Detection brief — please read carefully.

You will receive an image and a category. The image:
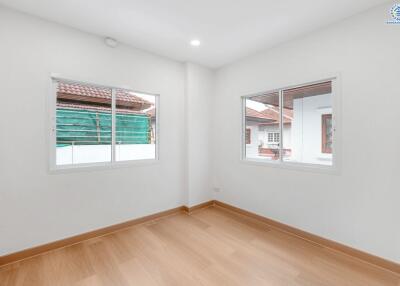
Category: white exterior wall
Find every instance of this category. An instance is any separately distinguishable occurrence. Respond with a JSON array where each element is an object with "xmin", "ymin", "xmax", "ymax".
[
  {"xmin": 290, "ymin": 93, "xmax": 332, "ymax": 165},
  {"xmin": 56, "ymin": 144, "xmax": 156, "ymax": 165},
  {"xmin": 283, "ymin": 126, "xmax": 291, "ymax": 150},
  {"xmin": 245, "ymin": 123, "xmax": 259, "ymax": 158}
]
